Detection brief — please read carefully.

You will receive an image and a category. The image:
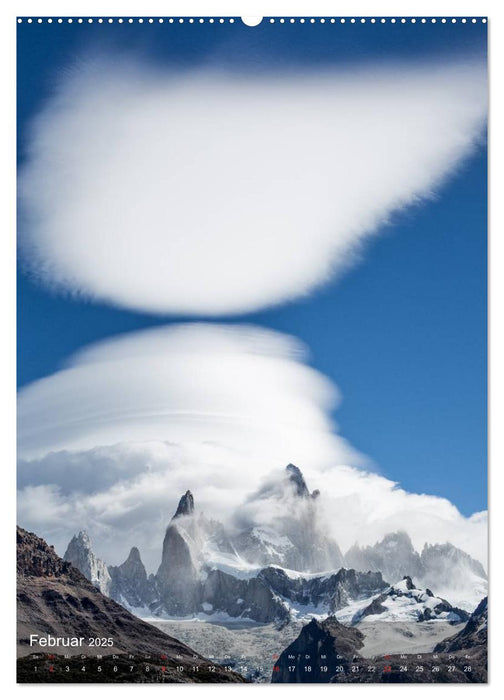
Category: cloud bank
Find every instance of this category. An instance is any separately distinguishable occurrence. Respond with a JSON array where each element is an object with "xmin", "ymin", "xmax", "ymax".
[
  {"xmin": 17, "ymin": 324, "xmax": 486, "ymax": 572},
  {"xmin": 18, "ymin": 57, "xmax": 487, "ymax": 315}
]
